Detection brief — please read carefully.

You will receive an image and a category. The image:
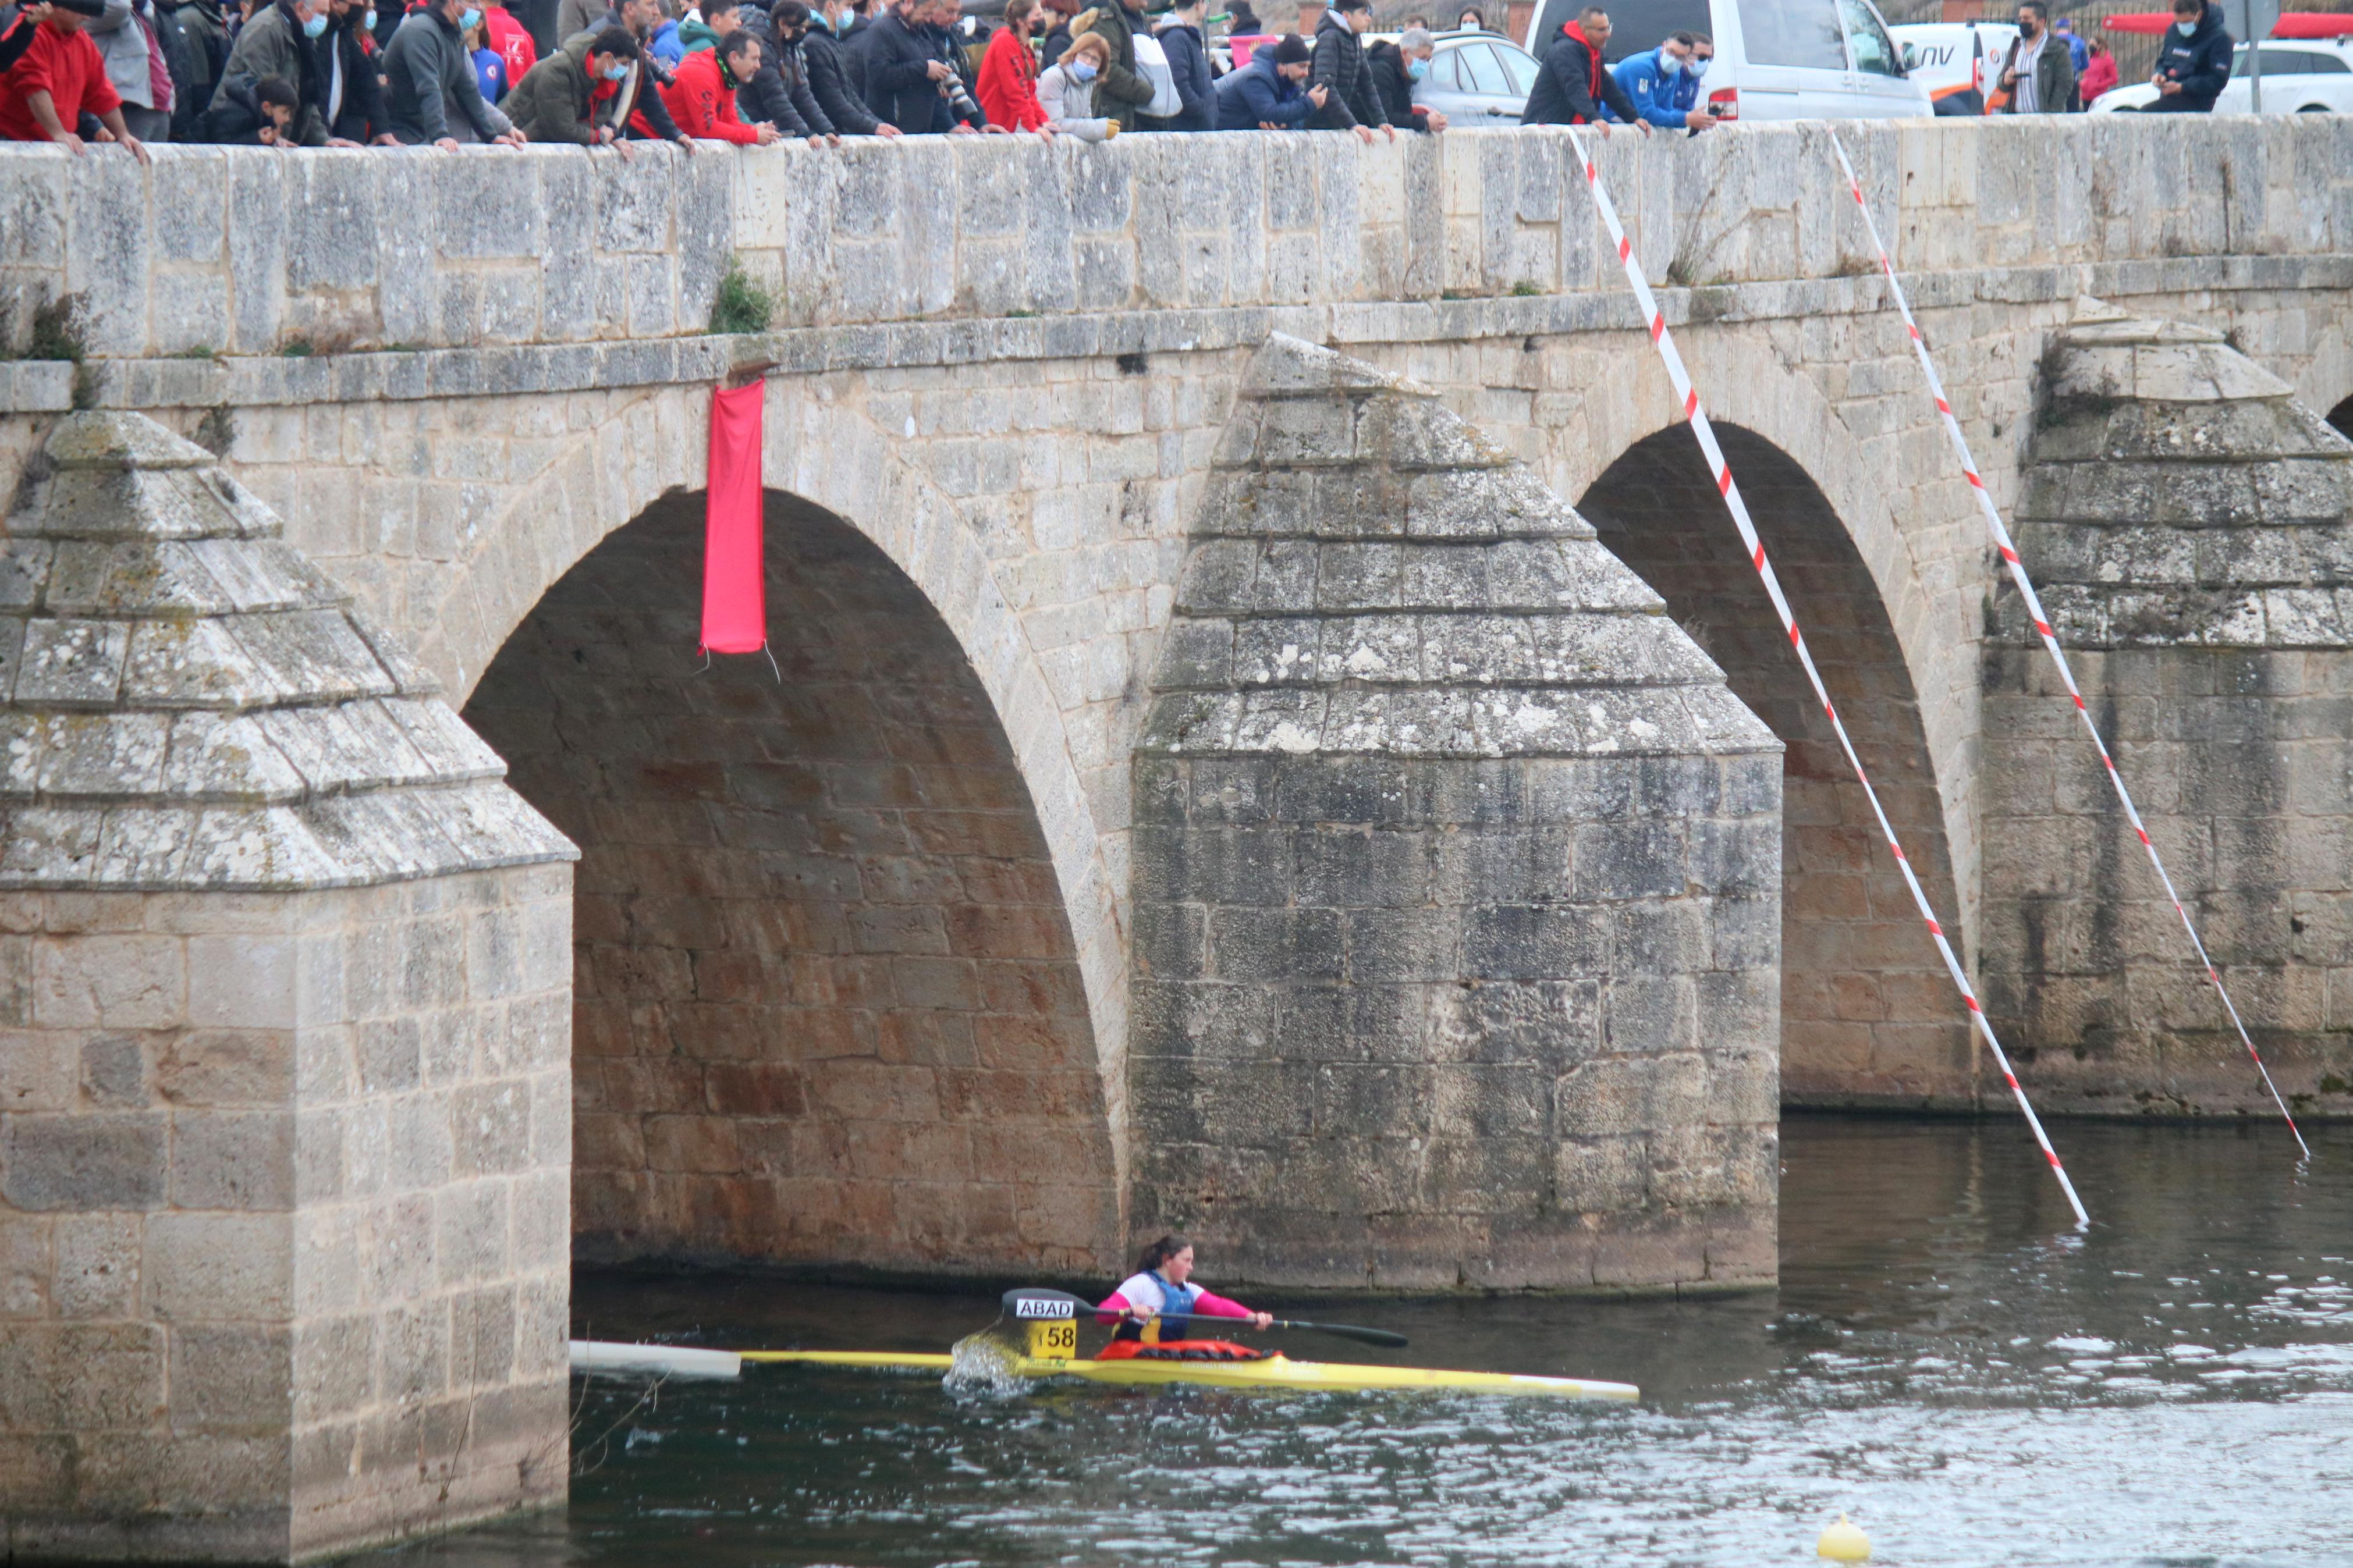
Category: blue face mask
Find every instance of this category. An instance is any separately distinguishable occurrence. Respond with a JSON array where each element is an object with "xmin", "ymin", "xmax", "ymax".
[
  {"xmin": 1070, "ymin": 57, "xmax": 1096, "ymax": 79},
  {"xmin": 302, "ymin": 10, "xmax": 328, "ymax": 33},
  {"xmin": 2173, "ymin": 17, "xmax": 2194, "ymax": 33},
  {"xmin": 460, "ymin": 5, "xmax": 482, "ymax": 27},
  {"xmin": 1406, "ymin": 55, "xmax": 1428, "ymax": 79},
  {"xmin": 602, "ymin": 59, "xmax": 628, "ymax": 77},
  {"xmin": 363, "ymin": 5, "xmax": 376, "ymax": 25},
  {"xmin": 1687, "ymin": 53, "xmax": 1706, "ymax": 77}
]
